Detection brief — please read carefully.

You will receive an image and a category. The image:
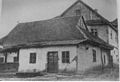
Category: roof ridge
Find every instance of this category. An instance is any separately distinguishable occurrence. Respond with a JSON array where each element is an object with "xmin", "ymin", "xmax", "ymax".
[{"xmin": 17, "ymin": 15, "xmax": 81, "ymax": 25}]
